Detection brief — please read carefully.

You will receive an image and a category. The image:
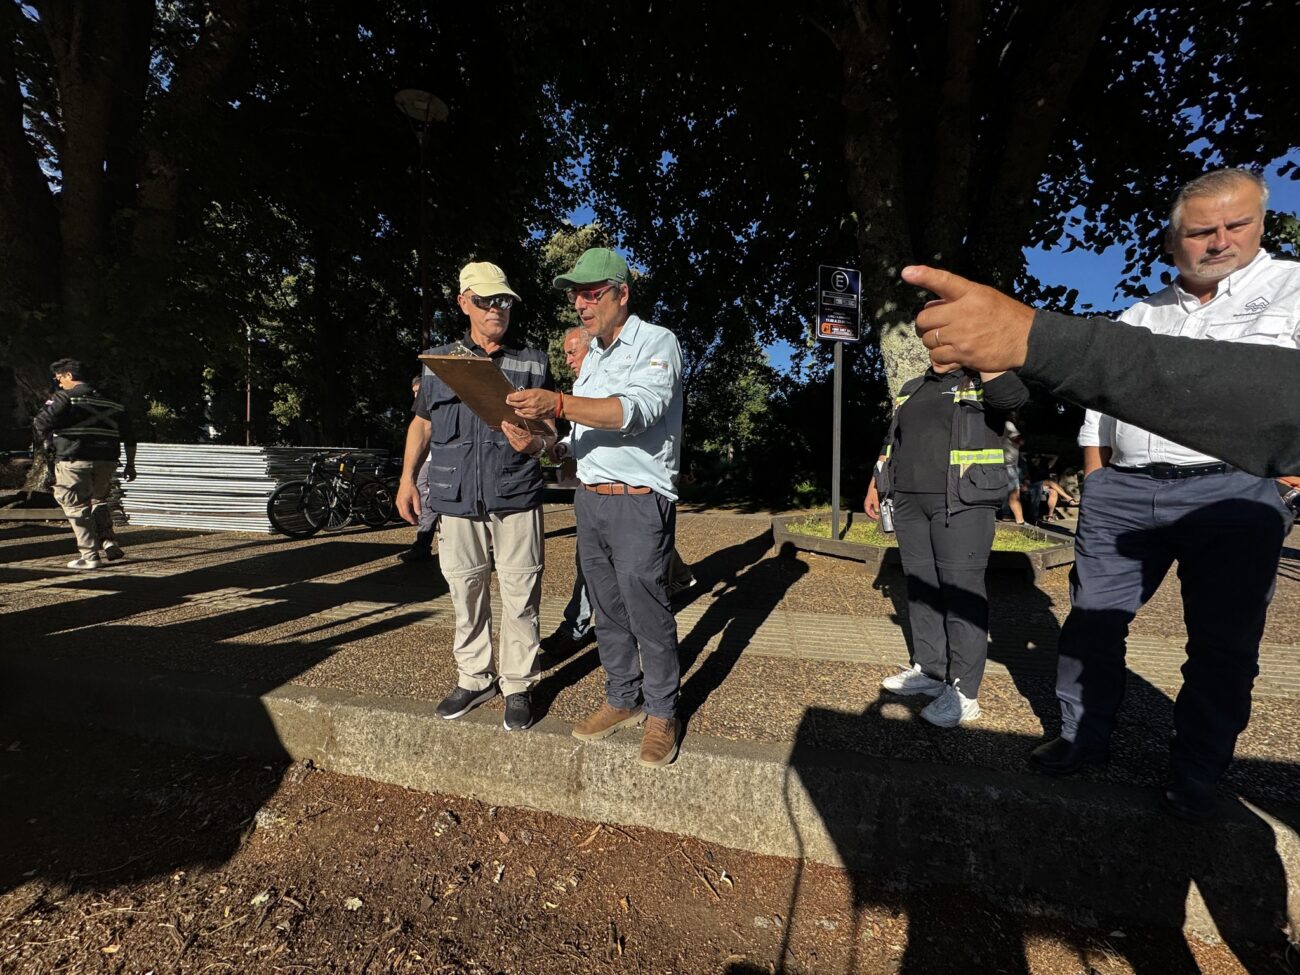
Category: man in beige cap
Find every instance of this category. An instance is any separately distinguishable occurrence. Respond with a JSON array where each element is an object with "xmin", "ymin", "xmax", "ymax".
[{"xmin": 396, "ymin": 261, "xmax": 556, "ymax": 732}]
